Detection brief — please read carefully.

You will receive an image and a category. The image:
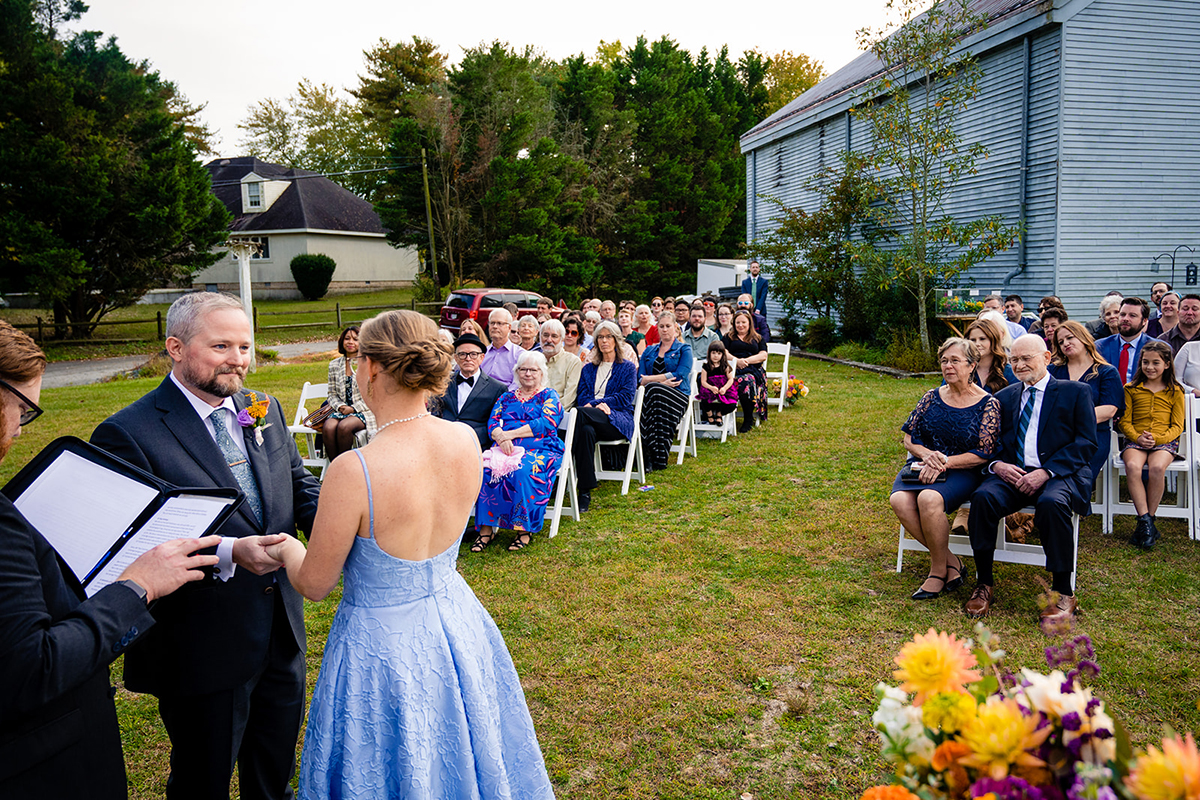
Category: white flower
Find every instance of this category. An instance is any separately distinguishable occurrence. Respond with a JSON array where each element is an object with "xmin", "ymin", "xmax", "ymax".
[{"xmin": 872, "ymin": 683, "xmax": 934, "ymax": 766}]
